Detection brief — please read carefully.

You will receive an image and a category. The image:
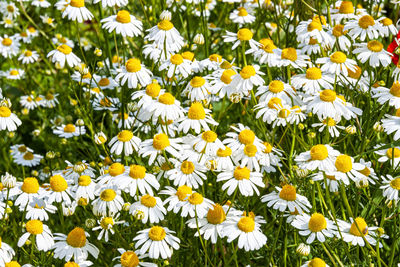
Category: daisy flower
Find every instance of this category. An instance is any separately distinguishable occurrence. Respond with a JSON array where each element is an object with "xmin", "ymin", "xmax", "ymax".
[
  {"xmin": 25, "ymin": 197, "xmax": 57, "ymax": 221},
  {"xmin": 217, "ymin": 166, "xmax": 265, "ymax": 196},
  {"xmin": 295, "ymin": 144, "xmax": 340, "ymax": 172},
  {"xmin": 115, "ymin": 58, "xmax": 152, "ymax": 89},
  {"xmin": 96, "ymin": 162, "xmax": 126, "ymax": 188},
  {"xmin": 344, "ymin": 14, "xmax": 381, "ymax": 41},
  {"xmin": 0, "ymin": 35, "xmax": 19, "ymax": 58},
  {"xmin": 179, "ymin": 192, "xmax": 214, "ymax": 218},
  {"xmin": 0, "ymin": 105, "xmax": 22, "ymax": 131},
  {"xmin": 45, "ymin": 173, "xmax": 74, "ymax": 205},
  {"xmin": 18, "ymin": 220, "xmax": 54, "ymax": 251},
  {"xmin": 133, "ymin": 226, "xmax": 180, "ymax": 259},
  {"xmin": 374, "ymin": 145, "xmax": 400, "ymax": 166},
  {"xmin": 223, "ymin": 124, "xmax": 264, "ymax": 153},
  {"xmin": 353, "ymin": 40, "xmax": 392, "ymax": 67},
  {"xmin": 159, "ymin": 54, "xmax": 192, "ymax": 78},
  {"xmin": 377, "ymin": 17, "xmax": 397, "ymax": 37},
  {"xmin": 296, "ymin": 20, "xmax": 333, "ymax": 46},
  {"xmin": 114, "ymin": 164, "xmax": 160, "ymax": 196},
  {"xmin": 90, "ymin": 75, "xmax": 118, "ymax": 90},
  {"xmin": 93, "ymin": 0, "xmax": 128, "ymax": 8},
  {"xmin": 92, "ymin": 214, "xmax": 124, "ymax": 242},
  {"xmin": 247, "ymin": 38, "xmax": 278, "ymax": 66},
  {"xmin": 101, "ymin": 10, "xmax": 142, "ymax": 37},
  {"xmin": 261, "ymin": 184, "xmax": 311, "ymax": 213},
  {"xmin": 331, "ymin": 0, "xmax": 357, "ymax": 21},
  {"xmin": 223, "ymin": 28, "xmax": 258, "ymax": 50},
  {"xmin": 53, "ymin": 227, "xmax": 99, "ymax": 262},
  {"xmin": 372, "ymin": 81, "xmax": 400, "ymax": 109},
  {"xmin": 229, "ymin": 64, "xmax": 265, "ymax": 96},
  {"xmin": 166, "ymin": 158, "xmax": 208, "ymax": 189},
  {"xmin": 108, "ymin": 130, "xmax": 141, "ymax": 156},
  {"xmin": 311, "ymin": 172, "xmax": 342, "ymax": 193},
  {"xmin": 145, "ymin": 19, "xmax": 184, "ymax": 54},
  {"xmin": 192, "ymin": 130, "xmax": 225, "ymax": 156},
  {"xmin": 150, "ymin": 93, "xmax": 185, "ymax": 121},
  {"xmin": 329, "ymin": 154, "xmax": 366, "ymax": 183},
  {"xmin": 53, "ymin": 124, "xmax": 86, "ymax": 138},
  {"xmin": 254, "ymin": 97, "xmax": 284, "ymax": 124},
  {"xmin": 71, "ymin": 174, "xmax": 97, "ymax": 201},
  {"xmin": 113, "ymin": 248, "xmax": 157, "ymax": 267},
  {"xmin": 316, "ymin": 51, "xmax": 357, "ymax": 76},
  {"xmin": 47, "ymin": 45, "xmax": 81, "ymax": 68},
  {"xmin": 32, "ymin": 0, "xmax": 51, "ymax": 7},
  {"xmin": 256, "ymin": 79, "xmax": 295, "ymax": 104},
  {"xmin": 183, "ymin": 76, "xmax": 212, "ymax": 102},
  {"xmin": 292, "ymin": 213, "xmax": 336, "ymax": 243},
  {"xmin": 232, "ymin": 142, "xmax": 265, "ymax": 172},
  {"xmin": 13, "ymin": 151, "xmax": 43, "ymax": 167},
  {"xmin": 92, "ymin": 186, "xmax": 124, "ymax": 216},
  {"xmin": 0, "ymin": 238, "xmax": 15, "ymax": 266},
  {"xmin": 178, "ymin": 102, "xmax": 218, "ymax": 134},
  {"xmin": 229, "ymin": 6, "xmax": 255, "ymax": 25},
  {"xmin": 338, "ymin": 217, "xmax": 388, "ymax": 247},
  {"xmin": 259, "ymin": 142, "xmax": 282, "ymax": 173},
  {"xmin": 273, "ymin": 47, "xmax": 310, "ymax": 69},
  {"xmin": 11, "ymin": 177, "xmax": 42, "ymax": 208},
  {"xmin": 311, "ymin": 117, "xmax": 344, "ymax": 137},
  {"xmin": 2, "ymin": 68, "xmax": 25, "ymax": 80},
  {"xmin": 139, "ymin": 133, "xmax": 183, "ymax": 165},
  {"xmin": 380, "ymin": 175, "xmax": 400, "ymax": 202},
  {"xmin": 330, "ymin": 24, "xmax": 351, "ymax": 52},
  {"xmin": 18, "ymin": 50, "xmax": 39, "ymax": 64},
  {"xmin": 129, "ymin": 194, "xmax": 167, "ymax": 223},
  {"xmin": 382, "ymin": 109, "xmax": 400, "ymax": 140},
  {"xmin": 62, "ymin": 0, "xmax": 94, "ymax": 23},
  {"xmin": 223, "ymin": 213, "xmax": 267, "ymax": 251},
  {"xmin": 301, "ymin": 258, "xmax": 330, "ymax": 267},
  {"xmin": 291, "ymin": 67, "xmax": 334, "ymax": 95},
  {"xmin": 160, "ymin": 185, "xmax": 192, "ymax": 214},
  {"xmin": 209, "ymin": 68, "xmax": 237, "ymax": 98}
]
